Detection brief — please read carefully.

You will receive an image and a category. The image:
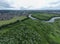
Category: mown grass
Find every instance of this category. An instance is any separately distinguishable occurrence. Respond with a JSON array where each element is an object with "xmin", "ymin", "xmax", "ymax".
[
  {"xmin": 0, "ymin": 13, "xmax": 60, "ymax": 44},
  {"xmin": 0, "ymin": 16, "xmax": 27, "ymax": 26}
]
